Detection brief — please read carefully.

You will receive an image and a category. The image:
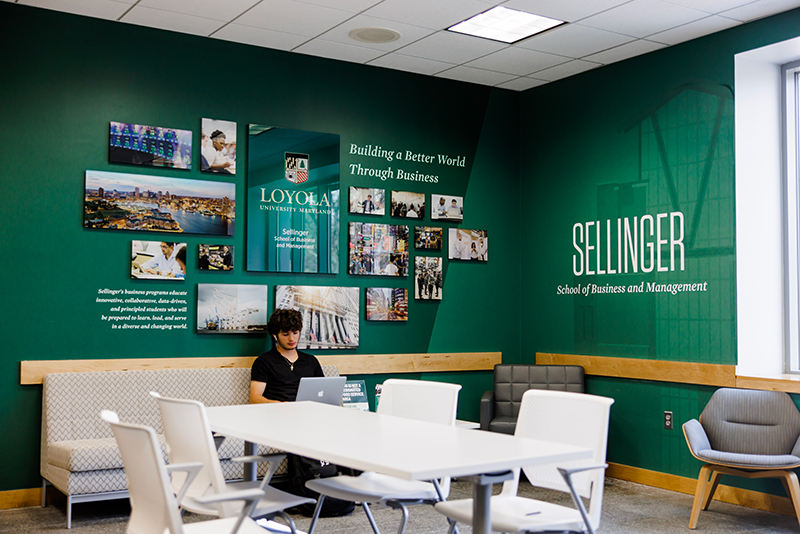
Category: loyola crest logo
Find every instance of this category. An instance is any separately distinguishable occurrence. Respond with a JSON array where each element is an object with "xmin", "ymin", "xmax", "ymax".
[{"xmin": 285, "ymin": 152, "xmax": 309, "ymax": 184}]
